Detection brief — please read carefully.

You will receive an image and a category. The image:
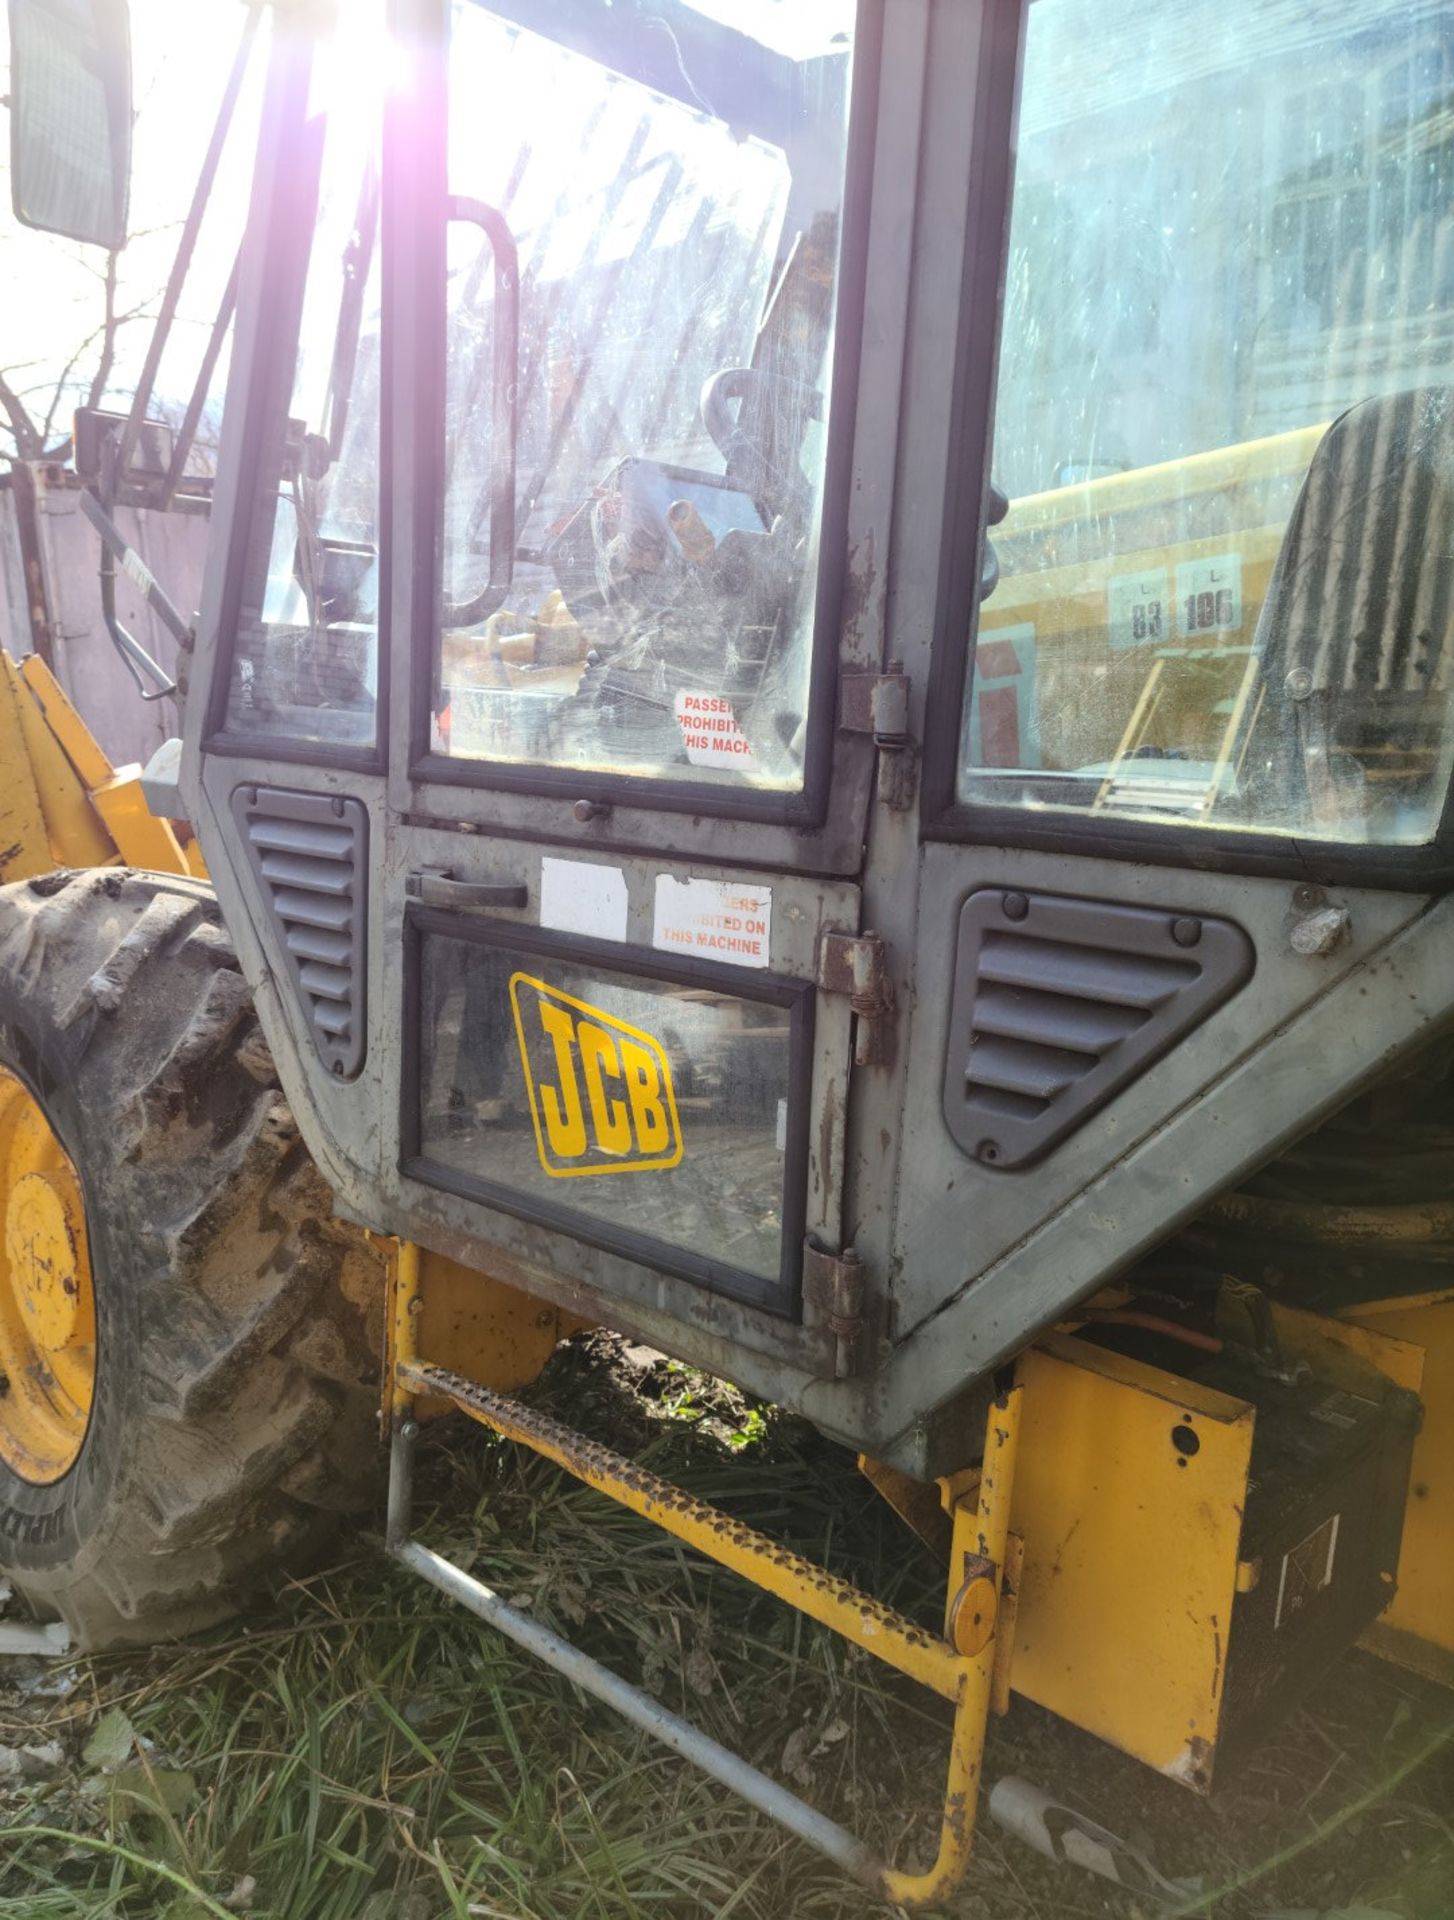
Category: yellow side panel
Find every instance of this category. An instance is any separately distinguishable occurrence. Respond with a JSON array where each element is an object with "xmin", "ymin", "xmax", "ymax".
[
  {"xmin": 11, "ymin": 667, "xmax": 116, "ymax": 871},
  {"xmin": 90, "ymin": 772, "xmax": 190, "ymax": 877},
  {"xmin": 1009, "ymin": 1335, "xmax": 1254, "ymax": 1787},
  {"xmin": 1340, "ymin": 1291, "xmax": 1454, "ymax": 1680},
  {"xmin": 0, "ymin": 657, "xmax": 57, "ymax": 882},
  {"xmin": 1272, "ymin": 1300, "xmax": 1425, "ymax": 1397},
  {"xmin": 16, "ymin": 654, "xmax": 113, "ymax": 790},
  {"xmin": 408, "ymin": 1251, "xmax": 578, "ymax": 1420}
]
